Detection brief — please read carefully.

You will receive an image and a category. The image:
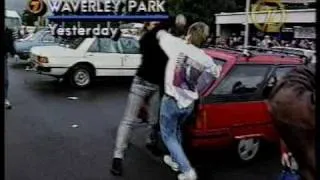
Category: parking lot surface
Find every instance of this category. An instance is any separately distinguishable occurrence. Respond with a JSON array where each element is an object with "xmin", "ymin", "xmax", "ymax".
[{"xmin": 5, "ymin": 59, "xmax": 282, "ymax": 180}]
